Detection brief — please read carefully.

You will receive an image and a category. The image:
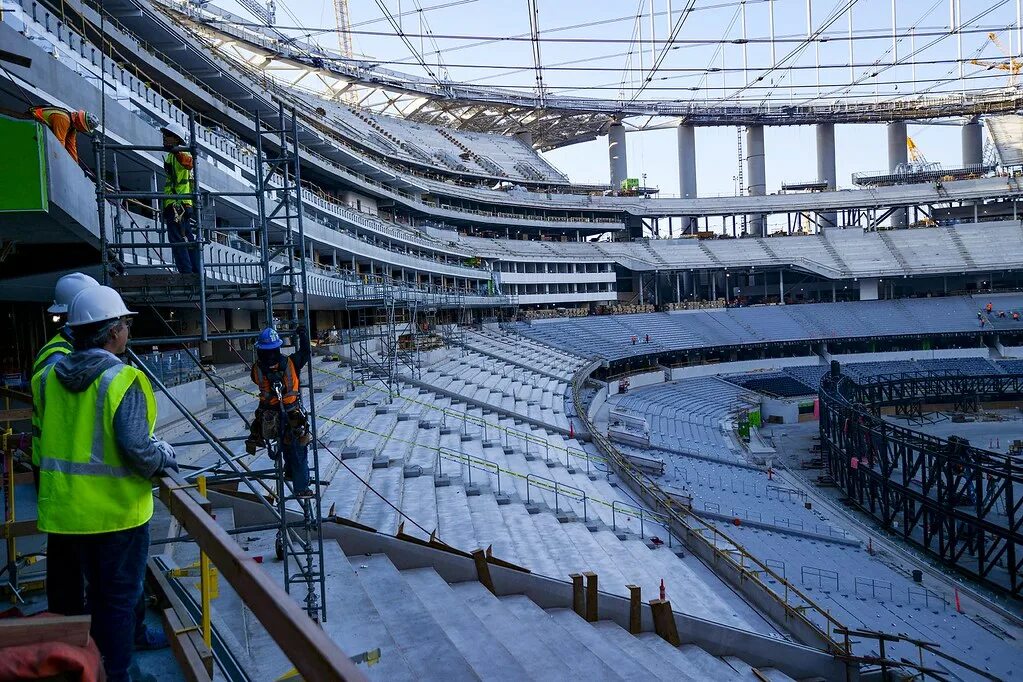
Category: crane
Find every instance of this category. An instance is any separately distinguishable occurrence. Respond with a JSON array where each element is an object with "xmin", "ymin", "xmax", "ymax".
[
  {"xmin": 897, "ymin": 137, "xmax": 941, "ymax": 174},
  {"xmin": 332, "ymin": 0, "xmax": 359, "ymax": 104},
  {"xmin": 969, "ymin": 32, "xmax": 1022, "ymax": 87}
]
